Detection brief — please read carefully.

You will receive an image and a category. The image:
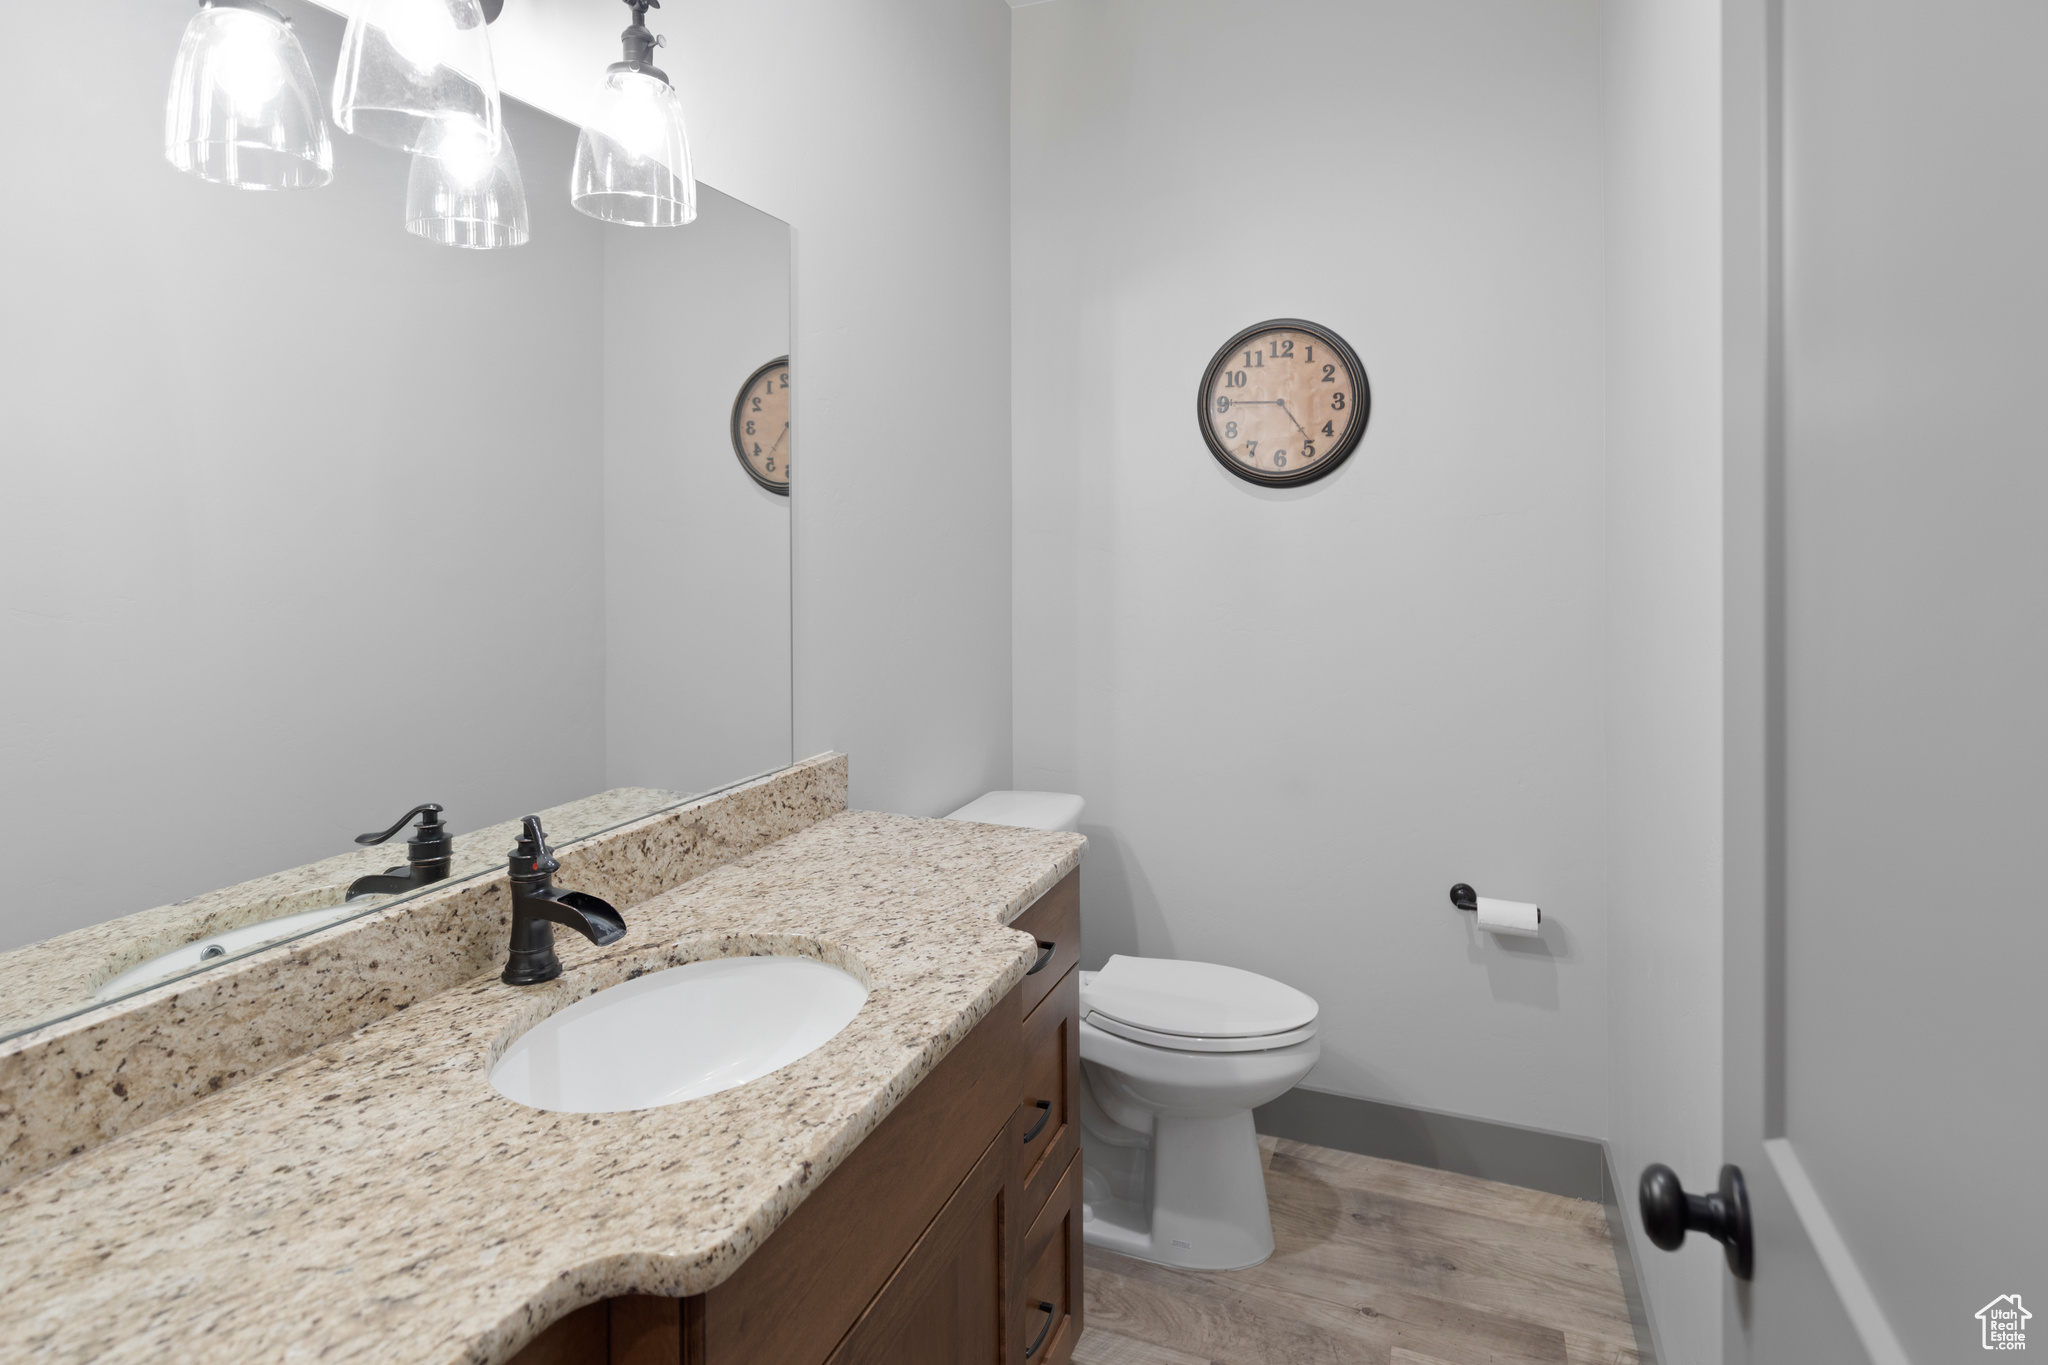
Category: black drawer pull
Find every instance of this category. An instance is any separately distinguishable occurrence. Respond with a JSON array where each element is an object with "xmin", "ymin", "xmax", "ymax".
[
  {"xmin": 1024, "ymin": 1300, "xmax": 1057, "ymax": 1358},
  {"xmin": 1026, "ymin": 940, "xmax": 1056, "ymax": 975},
  {"xmin": 1021, "ymin": 1099, "xmax": 1053, "ymax": 1144}
]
